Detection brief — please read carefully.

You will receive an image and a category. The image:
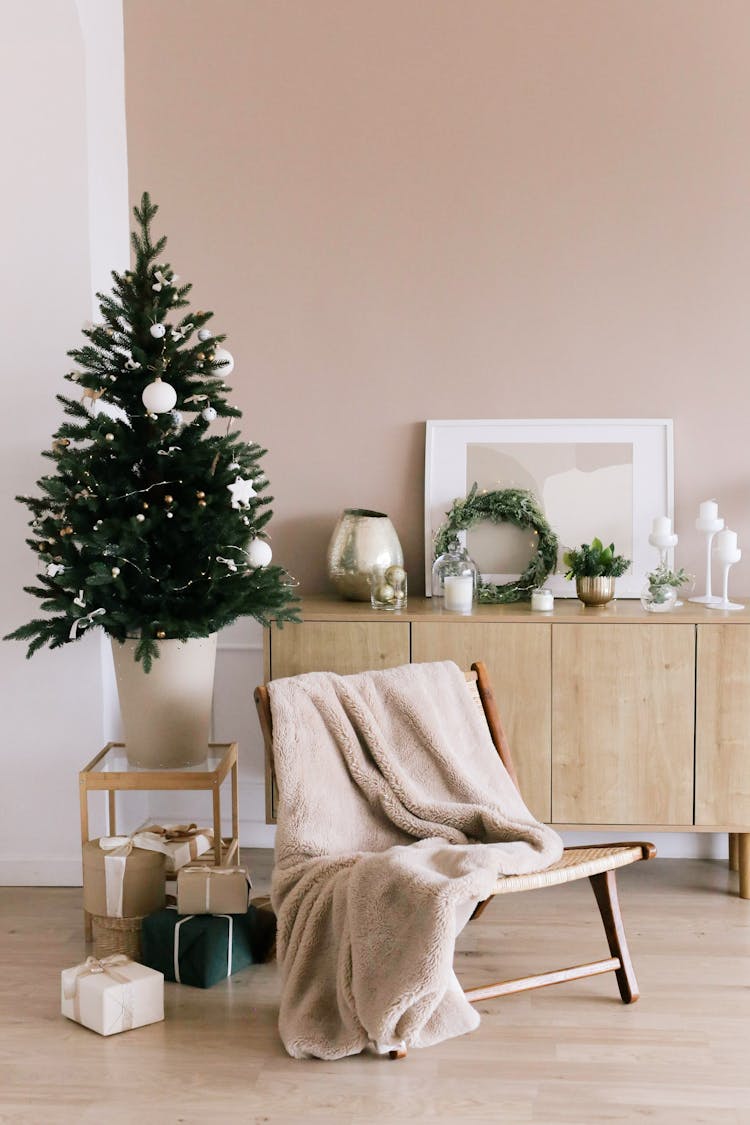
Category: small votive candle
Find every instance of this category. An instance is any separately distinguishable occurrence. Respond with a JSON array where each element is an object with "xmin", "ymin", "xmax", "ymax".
[
  {"xmin": 714, "ymin": 528, "xmax": 738, "ymax": 558},
  {"xmin": 443, "ymin": 574, "xmax": 474, "ymax": 613},
  {"xmin": 651, "ymin": 516, "xmax": 671, "ymax": 535},
  {"xmin": 531, "ymin": 588, "xmax": 554, "ymax": 612},
  {"xmin": 699, "ymin": 500, "xmax": 719, "ymax": 521}
]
